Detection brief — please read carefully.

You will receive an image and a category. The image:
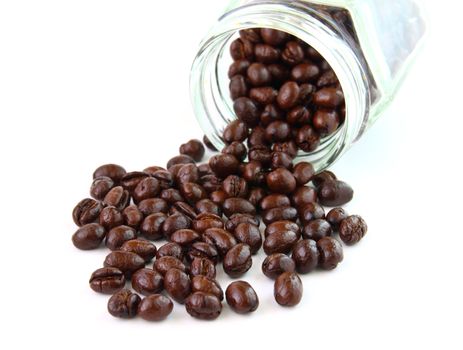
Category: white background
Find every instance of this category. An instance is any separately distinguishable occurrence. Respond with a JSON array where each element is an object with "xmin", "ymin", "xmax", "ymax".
[{"xmin": 0, "ymin": 1, "xmax": 462, "ymax": 349}]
